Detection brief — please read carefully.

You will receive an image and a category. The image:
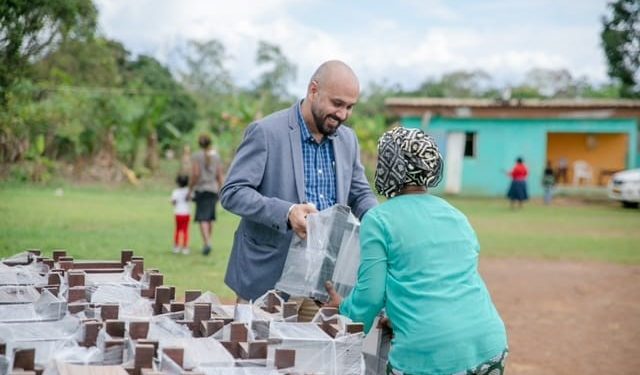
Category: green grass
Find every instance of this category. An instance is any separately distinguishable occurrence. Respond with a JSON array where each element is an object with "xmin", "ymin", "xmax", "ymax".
[
  {"xmin": 1, "ymin": 184, "xmax": 639, "ymax": 301},
  {"xmin": 448, "ymin": 196, "xmax": 640, "ymax": 264},
  {"xmin": 0, "ymin": 183, "xmax": 240, "ymax": 301}
]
